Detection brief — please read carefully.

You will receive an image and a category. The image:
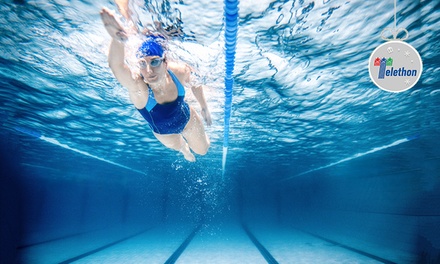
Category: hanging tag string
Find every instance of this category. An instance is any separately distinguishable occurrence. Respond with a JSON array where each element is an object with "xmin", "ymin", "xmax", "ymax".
[{"xmin": 381, "ymin": 0, "xmax": 409, "ymax": 41}]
